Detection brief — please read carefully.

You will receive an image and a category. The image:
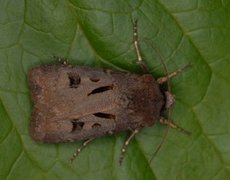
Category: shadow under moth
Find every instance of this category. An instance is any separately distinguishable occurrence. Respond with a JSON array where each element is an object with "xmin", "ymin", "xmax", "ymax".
[{"xmin": 28, "ymin": 20, "xmax": 190, "ymax": 164}]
